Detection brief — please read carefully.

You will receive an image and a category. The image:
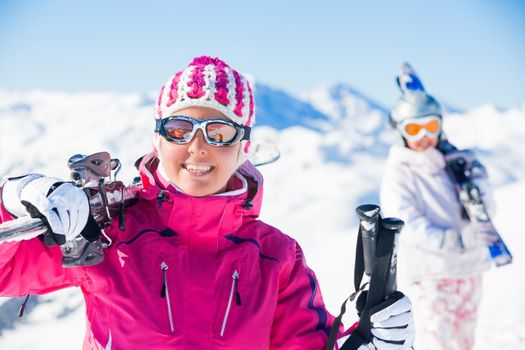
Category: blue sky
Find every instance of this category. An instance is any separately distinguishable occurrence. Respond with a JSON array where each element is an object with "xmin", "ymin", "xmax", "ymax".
[{"xmin": 1, "ymin": 0, "xmax": 524, "ymax": 109}]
